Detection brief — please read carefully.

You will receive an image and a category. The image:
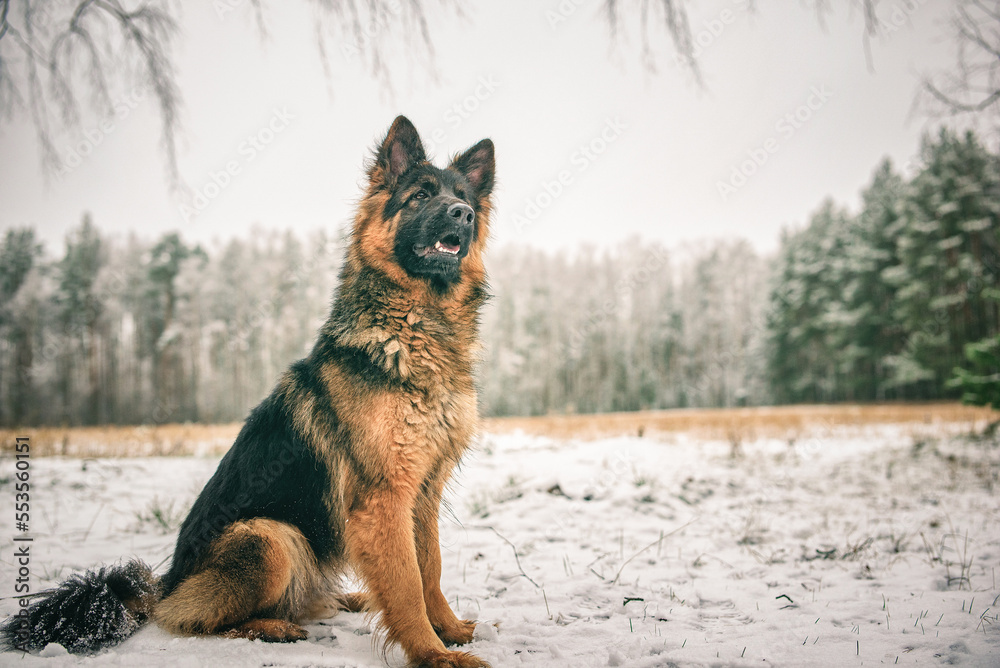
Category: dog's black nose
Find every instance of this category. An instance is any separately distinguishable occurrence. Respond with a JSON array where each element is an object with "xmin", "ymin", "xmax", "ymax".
[{"xmin": 447, "ymin": 202, "xmax": 475, "ymax": 226}]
